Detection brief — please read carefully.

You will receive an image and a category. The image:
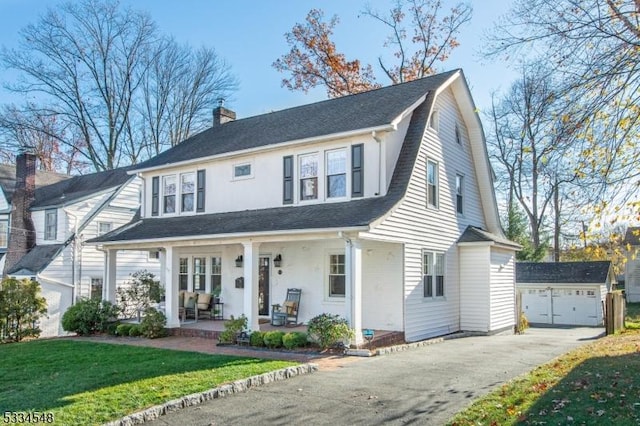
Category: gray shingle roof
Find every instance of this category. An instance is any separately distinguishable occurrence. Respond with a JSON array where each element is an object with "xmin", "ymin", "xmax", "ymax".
[
  {"xmin": 0, "ymin": 165, "xmax": 69, "ymax": 205},
  {"xmin": 32, "ymin": 166, "xmax": 134, "ymax": 209},
  {"xmin": 458, "ymin": 226, "xmax": 522, "ymax": 249},
  {"xmin": 624, "ymin": 227, "xmax": 640, "ymax": 246},
  {"xmin": 516, "ymin": 261, "xmax": 612, "ymax": 284},
  {"xmin": 6, "ymin": 244, "xmax": 65, "ymax": 275},
  {"xmin": 132, "ymin": 70, "xmax": 460, "ymax": 171},
  {"xmin": 90, "ymin": 75, "xmax": 440, "ymax": 244}
]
